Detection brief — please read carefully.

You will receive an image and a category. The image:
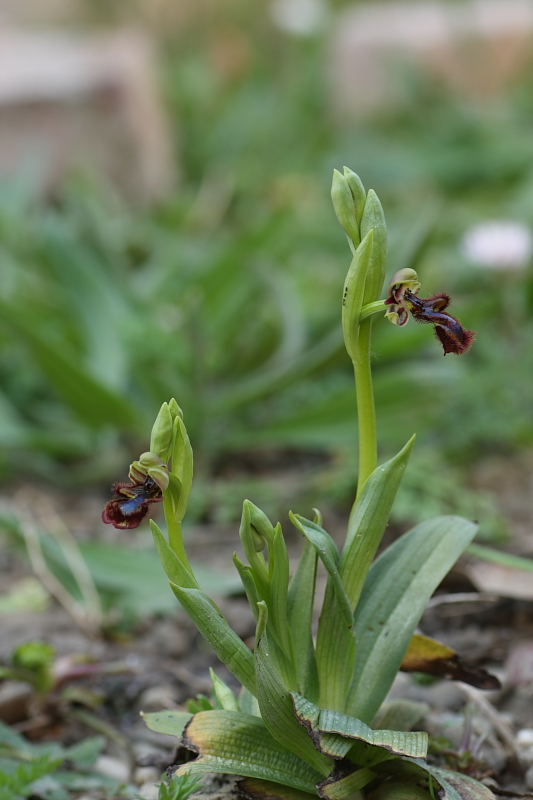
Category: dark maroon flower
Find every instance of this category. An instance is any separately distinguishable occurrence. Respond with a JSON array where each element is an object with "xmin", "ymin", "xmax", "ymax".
[
  {"xmin": 404, "ymin": 291, "xmax": 476, "ymax": 356},
  {"xmin": 102, "ymin": 475, "xmax": 163, "ymax": 529}
]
